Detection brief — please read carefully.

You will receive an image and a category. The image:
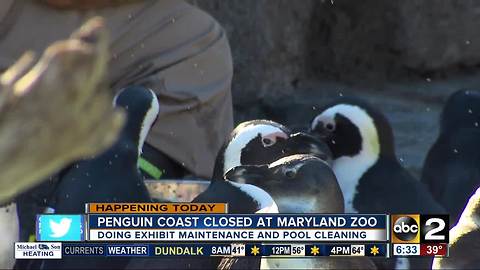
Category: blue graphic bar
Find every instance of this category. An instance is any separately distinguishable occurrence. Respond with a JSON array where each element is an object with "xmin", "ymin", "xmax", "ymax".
[{"xmin": 88, "ymin": 214, "xmax": 387, "ymax": 229}]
